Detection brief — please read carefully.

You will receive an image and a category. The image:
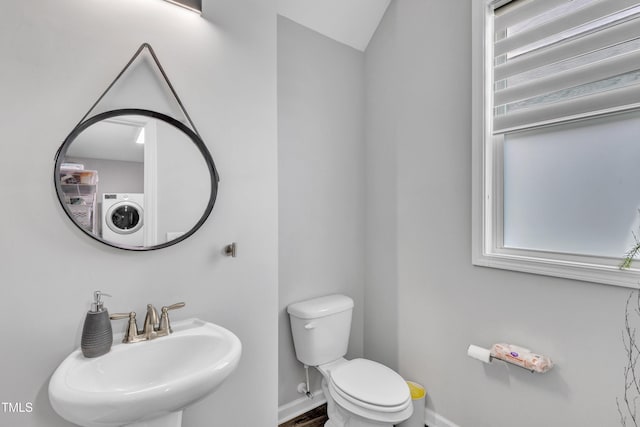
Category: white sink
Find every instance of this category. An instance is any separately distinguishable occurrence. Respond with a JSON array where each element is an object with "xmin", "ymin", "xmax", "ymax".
[{"xmin": 49, "ymin": 319, "xmax": 242, "ymax": 427}]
